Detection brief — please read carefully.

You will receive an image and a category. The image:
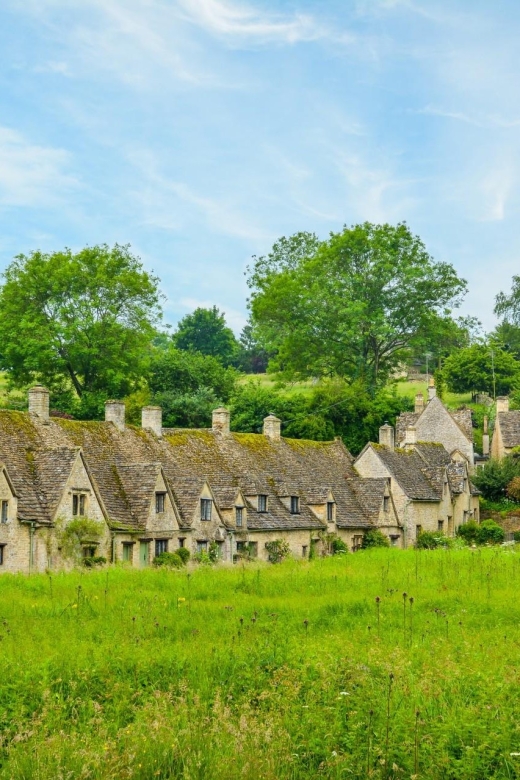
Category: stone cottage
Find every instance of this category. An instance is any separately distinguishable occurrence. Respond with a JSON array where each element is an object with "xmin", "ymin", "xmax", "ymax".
[
  {"xmin": 491, "ymin": 397, "xmax": 520, "ymax": 459},
  {"xmin": 0, "ymin": 387, "xmax": 403, "ymax": 573}
]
